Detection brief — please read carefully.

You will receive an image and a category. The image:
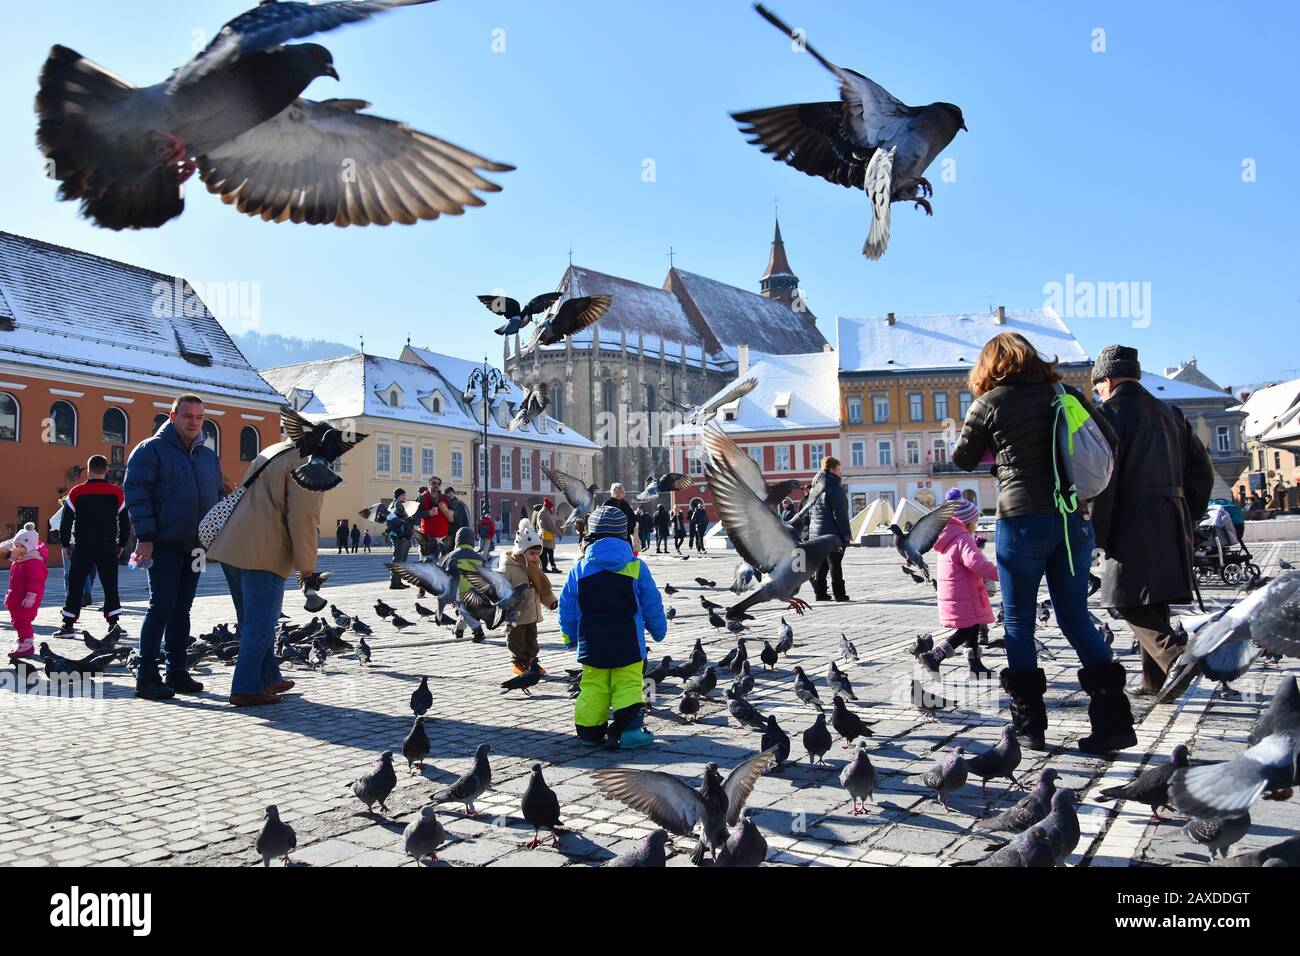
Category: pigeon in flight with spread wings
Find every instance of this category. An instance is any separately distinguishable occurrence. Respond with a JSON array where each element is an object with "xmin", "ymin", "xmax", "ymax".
[
  {"xmin": 892, "ymin": 501, "xmax": 960, "ymax": 584},
  {"xmin": 280, "ymin": 405, "xmax": 368, "ymax": 491},
  {"xmin": 700, "ymin": 421, "xmax": 804, "ymax": 510},
  {"xmin": 540, "ymin": 463, "xmax": 600, "ymax": 530},
  {"xmin": 36, "ymin": 0, "xmax": 513, "ymax": 230},
  {"xmin": 731, "ymin": 4, "xmax": 966, "ymax": 260},
  {"xmin": 477, "ymin": 292, "xmax": 563, "ymax": 337},
  {"xmin": 509, "ymin": 385, "xmax": 550, "ymax": 433},
  {"xmin": 526, "ymin": 296, "xmax": 613, "ymax": 350}
]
